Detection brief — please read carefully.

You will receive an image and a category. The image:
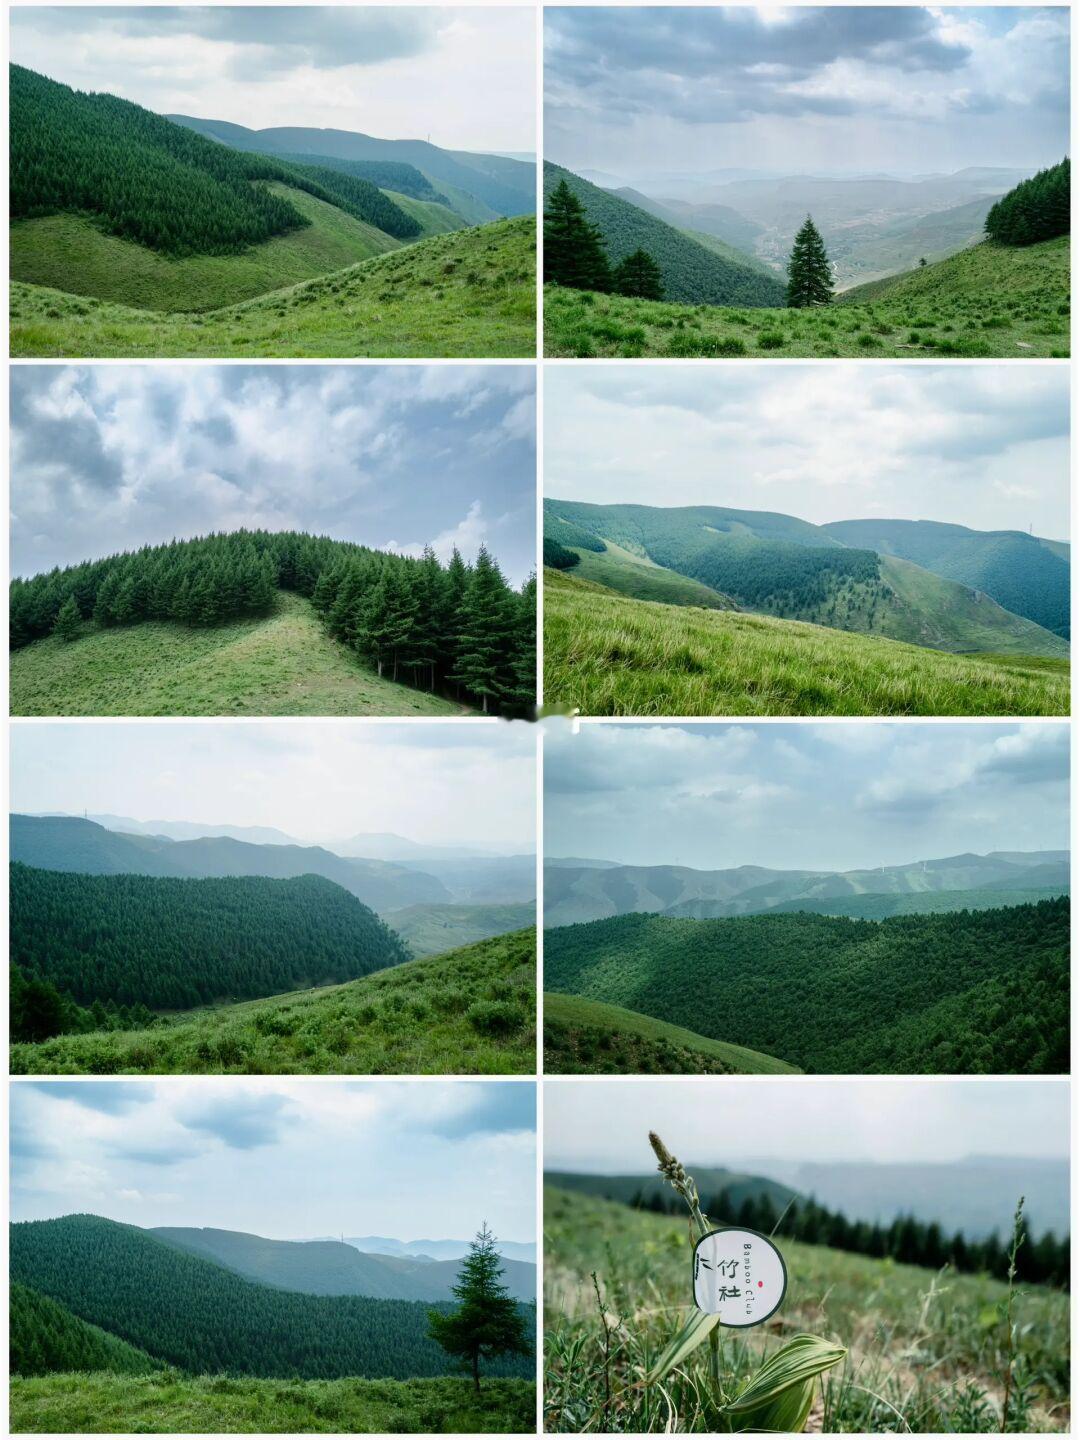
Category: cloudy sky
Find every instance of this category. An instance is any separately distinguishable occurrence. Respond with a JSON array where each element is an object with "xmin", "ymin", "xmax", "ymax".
[
  {"xmin": 546, "ymin": 365, "xmax": 1069, "ymax": 539},
  {"xmin": 545, "ymin": 6, "xmax": 1069, "ymax": 176},
  {"xmin": 11, "ymin": 6, "xmax": 535, "ymax": 150},
  {"xmin": 12, "ymin": 365, "xmax": 536, "ymax": 587},
  {"xmin": 544, "ymin": 1078, "xmax": 1068, "ymax": 1170},
  {"xmin": 544, "ymin": 721, "xmax": 1068, "ymax": 871},
  {"xmin": 12, "ymin": 722, "xmax": 536, "ymax": 852},
  {"xmin": 12, "ymin": 1080, "xmax": 536, "ymax": 1240}
]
